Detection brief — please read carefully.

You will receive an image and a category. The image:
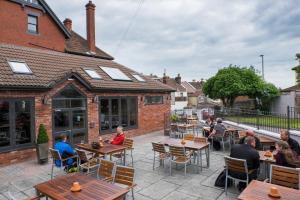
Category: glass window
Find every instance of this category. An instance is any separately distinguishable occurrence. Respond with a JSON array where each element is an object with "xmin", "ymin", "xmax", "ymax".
[
  {"xmin": 15, "ymin": 101, "xmax": 31, "ymax": 145},
  {"xmin": 8, "ymin": 61, "xmax": 32, "ymax": 74},
  {"xmin": 54, "ymin": 110, "xmax": 70, "ymax": 132},
  {"xmin": 132, "ymin": 74, "xmax": 146, "ymax": 82},
  {"xmin": 84, "ymin": 69, "xmax": 101, "ymax": 79},
  {"xmin": 54, "ymin": 85, "xmax": 84, "ymax": 99},
  {"xmin": 72, "ymin": 110, "xmax": 85, "ymax": 129},
  {"xmin": 0, "ymin": 101, "xmax": 10, "ymax": 148},
  {"xmin": 99, "ymin": 97, "xmax": 138, "ymax": 133},
  {"xmin": 144, "ymin": 96, "xmax": 163, "ymax": 105},
  {"xmin": 100, "ymin": 67, "xmax": 131, "ymax": 81},
  {"xmin": 28, "ymin": 15, "xmax": 38, "ymax": 33}
]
